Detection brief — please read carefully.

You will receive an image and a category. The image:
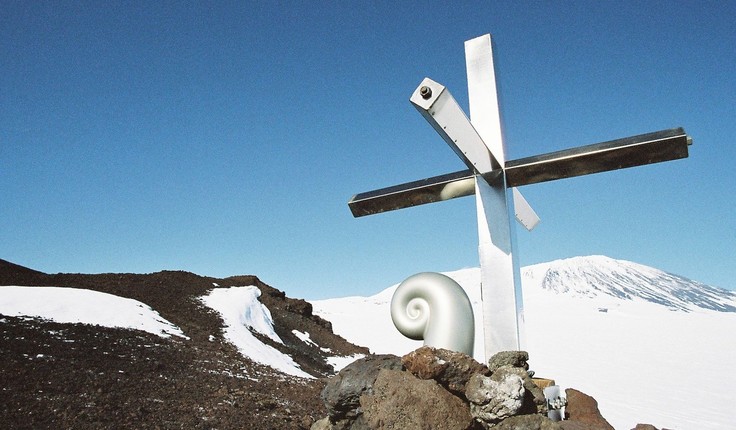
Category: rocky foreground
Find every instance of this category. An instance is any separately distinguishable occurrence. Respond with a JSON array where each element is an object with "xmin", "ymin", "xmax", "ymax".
[
  {"xmin": 314, "ymin": 347, "xmax": 670, "ymax": 430},
  {"xmin": 317, "ymin": 348, "xmax": 583, "ymax": 429}
]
